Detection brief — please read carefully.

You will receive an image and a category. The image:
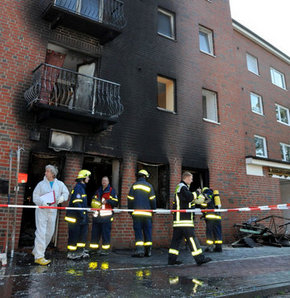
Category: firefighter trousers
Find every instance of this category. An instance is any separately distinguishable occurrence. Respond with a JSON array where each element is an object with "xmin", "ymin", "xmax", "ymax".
[
  {"xmin": 205, "ymin": 219, "xmax": 222, "ymax": 244},
  {"xmin": 67, "ymin": 222, "xmax": 88, "ymax": 251},
  {"xmin": 168, "ymin": 227, "xmax": 203, "ymax": 263},
  {"xmin": 91, "ymin": 219, "xmax": 112, "ymax": 249},
  {"xmin": 133, "ymin": 216, "xmax": 152, "ymax": 246}
]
